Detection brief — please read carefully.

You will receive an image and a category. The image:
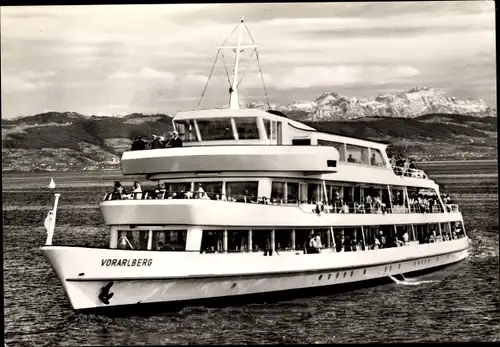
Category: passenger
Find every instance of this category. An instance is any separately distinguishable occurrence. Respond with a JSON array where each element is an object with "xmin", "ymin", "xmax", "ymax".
[
  {"xmin": 132, "ymin": 181, "xmax": 142, "ymax": 199},
  {"xmin": 185, "ymin": 190, "xmax": 193, "ymax": 199},
  {"xmin": 336, "ymin": 236, "xmax": 344, "ymax": 252},
  {"xmin": 347, "ymin": 154, "xmax": 356, "ymax": 163},
  {"xmin": 243, "ymin": 190, "xmax": 251, "ymax": 203},
  {"xmin": 351, "ymin": 238, "xmax": 358, "ymax": 251},
  {"xmin": 370, "ymin": 153, "xmax": 377, "ymax": 166},
  {"xmin": 151, "ymin": 135, "xmax": 165, "ymax": 149},
  {"xmin": 365, "ymin": 195, "xmax": 373, "ymax": 213},
  {"xmin": 379, "ymin": 231, "xmax": 386, "ymax": 249},
  {"xmin": 130, "ymin": 137, "xmax": 142, "ymax": 151},
  {"xmin": 403, "ymin": 230, "xmax": 409, "ymax": 245},
  {"xmin": 196, "ymin": 183, "xmax": 206, "ymax": 199},
  {"xmin": 264, "ymin": 234, "xmax": 273, "ymax": 256},
  {"xmin": 373, "ymin": 237, "xmax": 381, "ymax": 250},
  {"xmin": 314, "ymin": 232, "xmax": 323, "ymax": 251},
  {"xmin": 168, "ymin": 131, "xmax": 183, "ymax": 148},
  {"xmin": 342, "ymin": 203, "xmax": 350, "ymax": 213},
  {"xmin": 113, "ymin": 181, "xmax": 125, "ymax": 199}
]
